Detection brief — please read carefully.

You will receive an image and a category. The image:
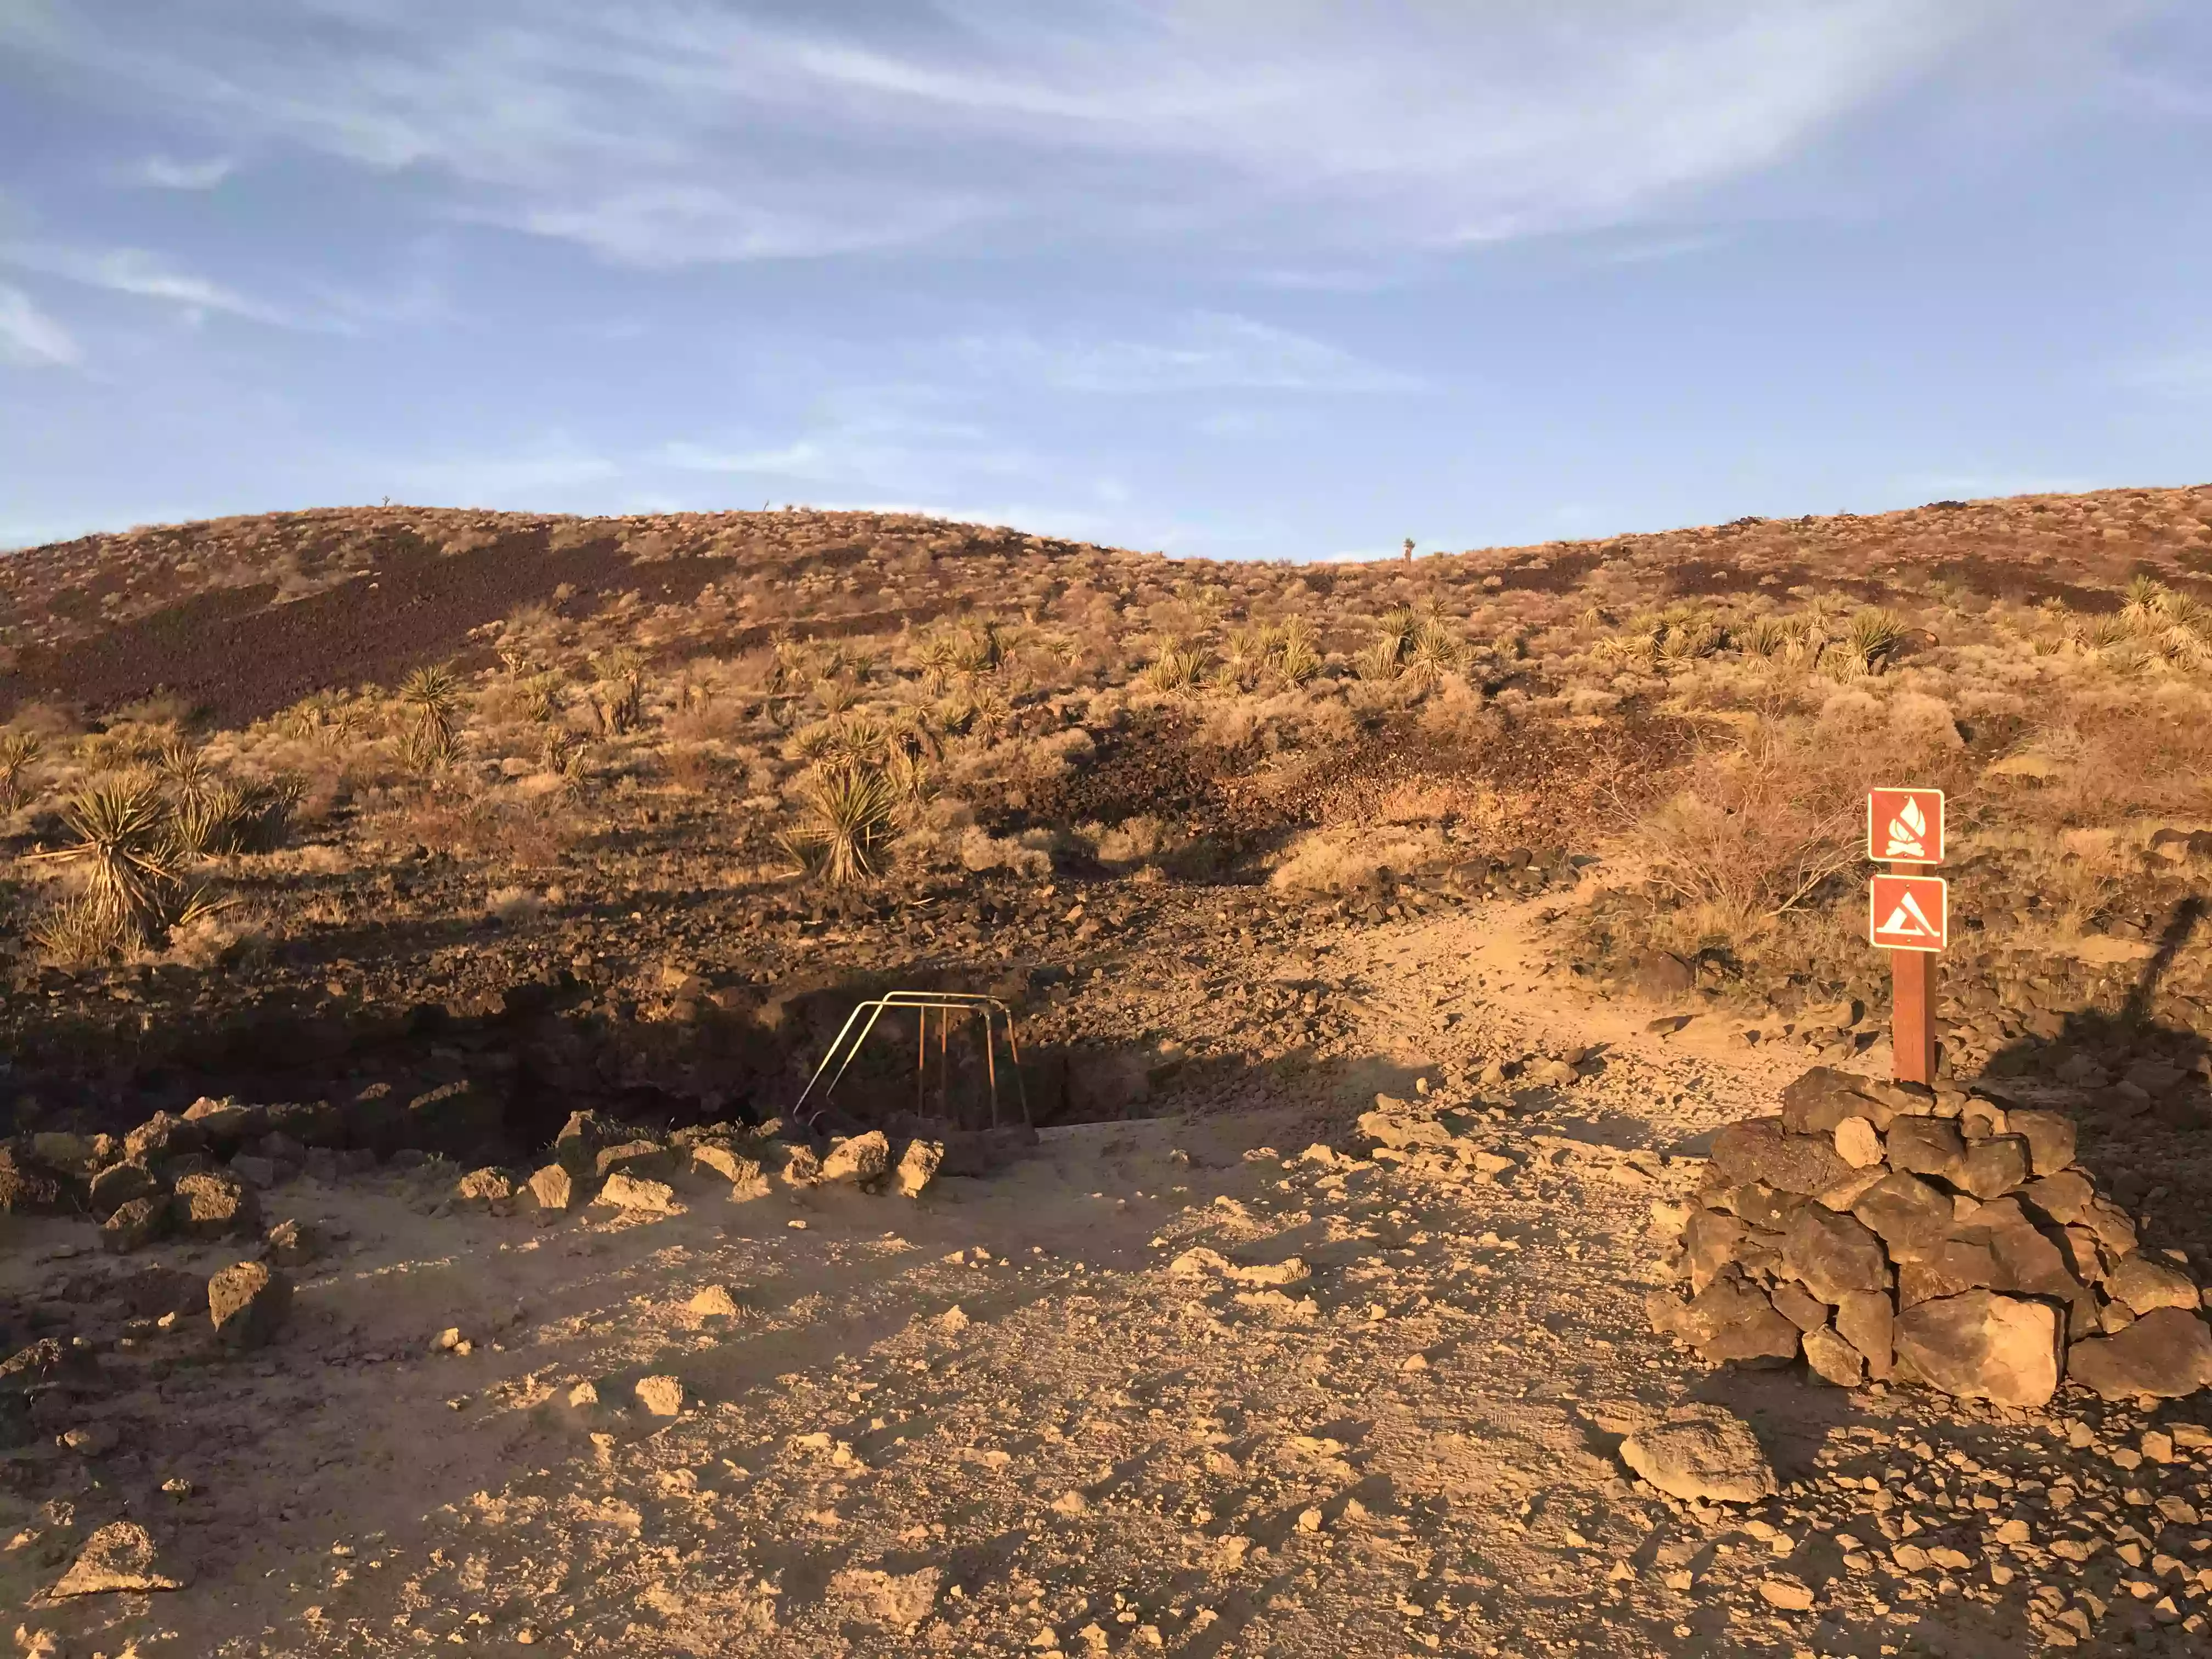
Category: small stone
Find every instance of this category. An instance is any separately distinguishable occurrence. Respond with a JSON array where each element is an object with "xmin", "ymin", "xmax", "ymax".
[
  {"xmin": 1803, "ymin": 1325, "xmax": 1866, "ymax": 1387},
  {"xmin": 821, "ymin": 1131, "xmax": 892, "ymax": 1184},
  {"xmin": 2006, "ymin": 1110, "xmax": 2077, "ymax": 1177},
  {"xmin": 123, "ymin": 1110, "xmax": 205, "ymax": 1165},
  {"xmin": 454, "ymin": 1167, "xmax": 517, "ymax": 1211},
  {"xmin": 1784, "ymin": 1205, "xmax": 1890, "ymax": 1303},
  {"xmin": 595, "ymin": 1174, "xmax": 682, "ymax": 1214},
  {"xmin": 229, "ymin": 1154, "xmax": 280, "ymax": 1189},
  {"xmin": 1886, "ymin": 1118, "xmax": 1967, "ymax": 1183},
  {"xmin": 1956, "ymin": 1136, "xmax": 2032, "ymax": 1200},
  {"xmin": 2107, "ymin": 1255, "xmax": 2200, "ymax": 1316},
  {"xmin": 1709, "ymin": 1118, "xmax": 1854, "ymax": 1195},
  {"xmin": 1833, "ymin": 1118, "xmax": 1884, "ymax": 1169},
  {"xmin": 777, "ymin": 1144, "xmax": 823, "ymax": 1186},
  {"xmin": 2066, "ymin": 1308, "xmax": 2212, "ymax": 1400},
  {"xmin": 264, "ymin": 1217, "xmax": 323, "ymax": 1267},
  {"xmin": 894, "ymin": 1138, "xmax": 944, "ymax": 1198},
  {"xmin": 1835, "ymin": 1289, "xmax": 1895, "ymax": 1380},
  {"xmin": 1781, "ymin": 1068, "xmax": 1892, "ymax": 1135},
  {"xmin": 1771, "ymin": 1281, "xmax": 1831, "ymax": 1334},
  {"xmin": 1852, "ymin": 1172, "xmax": 1954, "ymax": 1262},
  {"xmin": 100, "ymin": 1194, "xmax": 170, "ymax": 1255},
  {"xmin": 1758, "ymin": 1576, "xmax": 1815, "ymax": 1612},
  {"xmin": 49, "ymin": 1520, "xmax": 188, "ymax": 1596},
  {"xmin": 634, "ymin": 1374, "xmax": 684, "ymax": 1417},
  {"xmin": 207, "ymin": 1260, "xmax": 292, "ymax": 1350},
  {"xmin": 527, "ymin": 1164, "xmax": 577, "ymax": 1213},
  {"xmin": 686, "ymin": 1284, "xmax": 741, "ymax": 1319},
  {"xmin": 1620, "ymin": 1406, "xmax": 1776, "ymax": 1504},
  {"xmin": 172, "ymin": 1170, "xmax": 260, "ymax": 1240},
  {"xmin": 690, "ymin": 1141, "xmax": 761, "ymax": 1184},
  {"xmin": 87, "ymin": 1158, "xmax": 161, "ymax": 1219},
  {"xmin": 2022, "ymin": 1170, "xmax": 2095, "ymax": 1225}
]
